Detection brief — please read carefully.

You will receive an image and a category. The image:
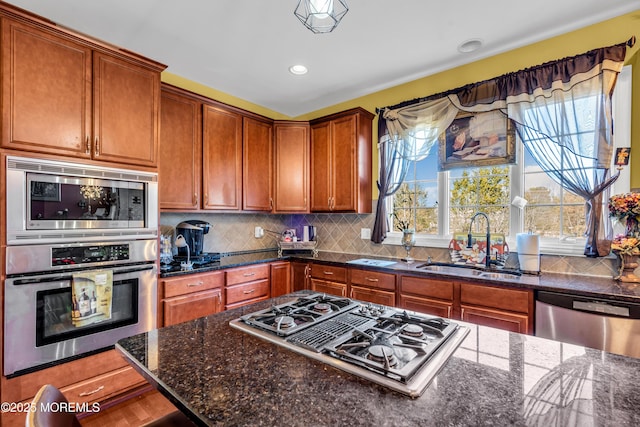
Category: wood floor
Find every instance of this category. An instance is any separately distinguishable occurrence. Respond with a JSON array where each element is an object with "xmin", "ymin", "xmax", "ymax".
[{"xmin": 79, "ymin": 389, "xmax": 183, "ymax": 427}]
